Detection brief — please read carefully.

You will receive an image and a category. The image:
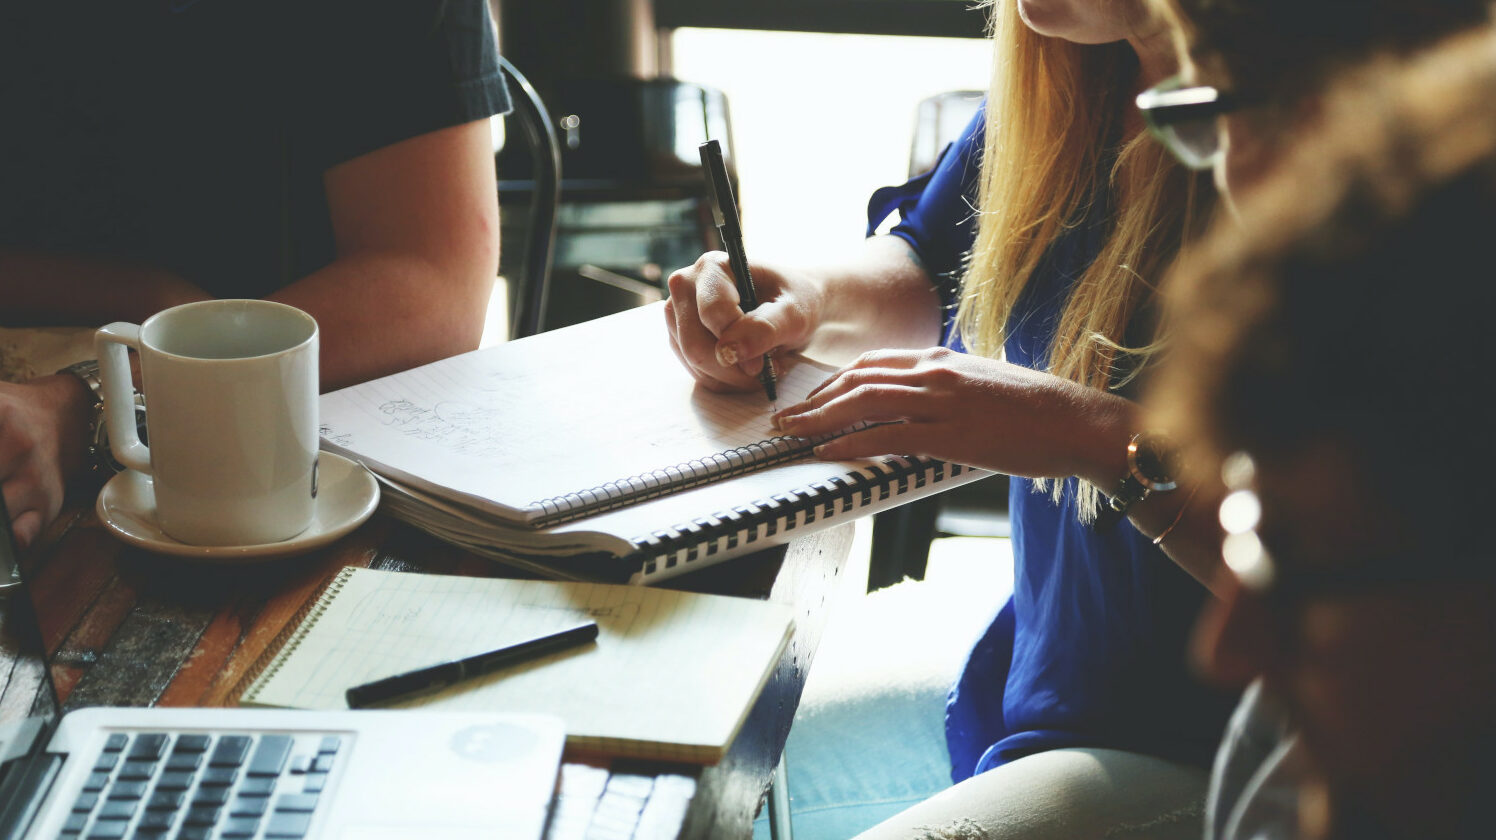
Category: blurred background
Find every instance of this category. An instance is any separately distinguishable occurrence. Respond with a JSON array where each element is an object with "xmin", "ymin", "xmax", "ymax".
[{"xmin": 482, "ymin": 0, "xmax": 990, "ymax": 343}]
